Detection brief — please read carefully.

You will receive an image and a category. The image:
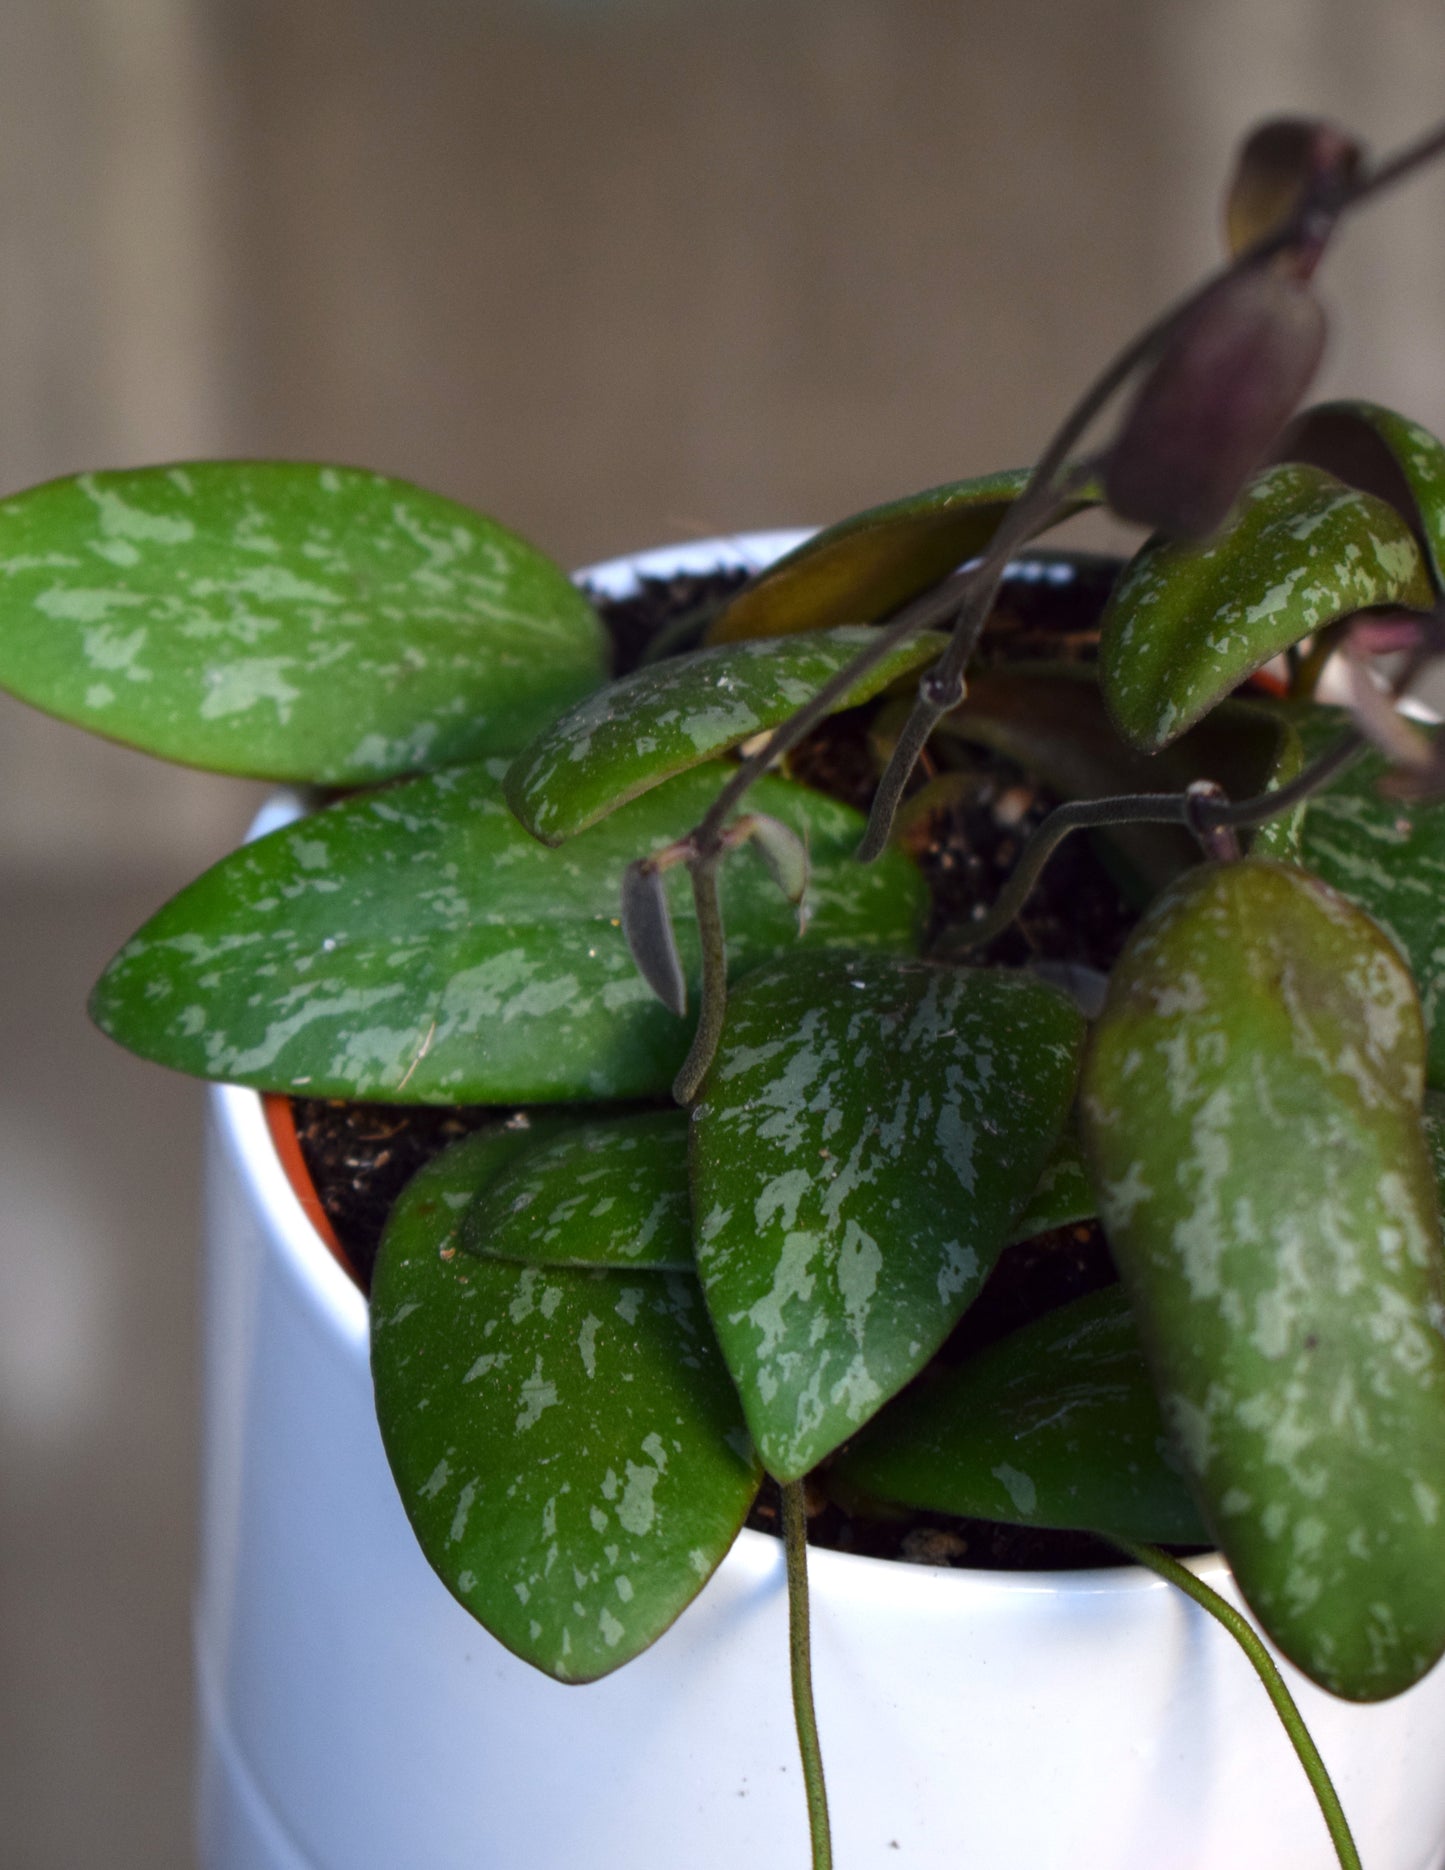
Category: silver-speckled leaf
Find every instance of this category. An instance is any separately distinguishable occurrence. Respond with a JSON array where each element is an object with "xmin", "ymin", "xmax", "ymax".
[
  {"xmin": 1255, "ymin": 702, "xmax": 1445, "ymax": 1087},
  {"xmin": 1281, "ymin": 400, "xmax": 1445, "ymax": 588},
  {"xmin": 506, "ymin": 625, "xmax": 947, "ymax": 843},
  {"xmin": 690, "ymin": 953, "xmax": 1085, "ymax": 1481},
  {"xmin": 1081, "ymin": 858, "xmax": 1445, "ymax": 1700},
  {"xmin": 463, "ymin": 1110, "xmax": 694, "ymax": 1271},
  {"xmin": 0, "ymin": 462, "xmax": 608, "ymax": 781},
  {"xmin": 371, "ymin": 1130, "xmax": 759, "ymax": 1682},
  {"xmin": 1100, "ymin": 463, "xmax": 1431, "ymax": 752},
  {"xmin": 834, "ymin": 1287, "xmax": 1208, "ymax": 1544},
  {"xmin": 89, "ymin": 761, "xmax": 928, "ymax": 1103},
  {"xmin": 1424, "ymin": 1090, "xmax": 1445, "ymax": 1203},
  {"xmin": 706, "ymin": 468, "xmax": 1099, "ymax": 644},
  {"xmin": 1008, "ymin": 1119, "xmax": 1096, "ymax": 1242}
]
